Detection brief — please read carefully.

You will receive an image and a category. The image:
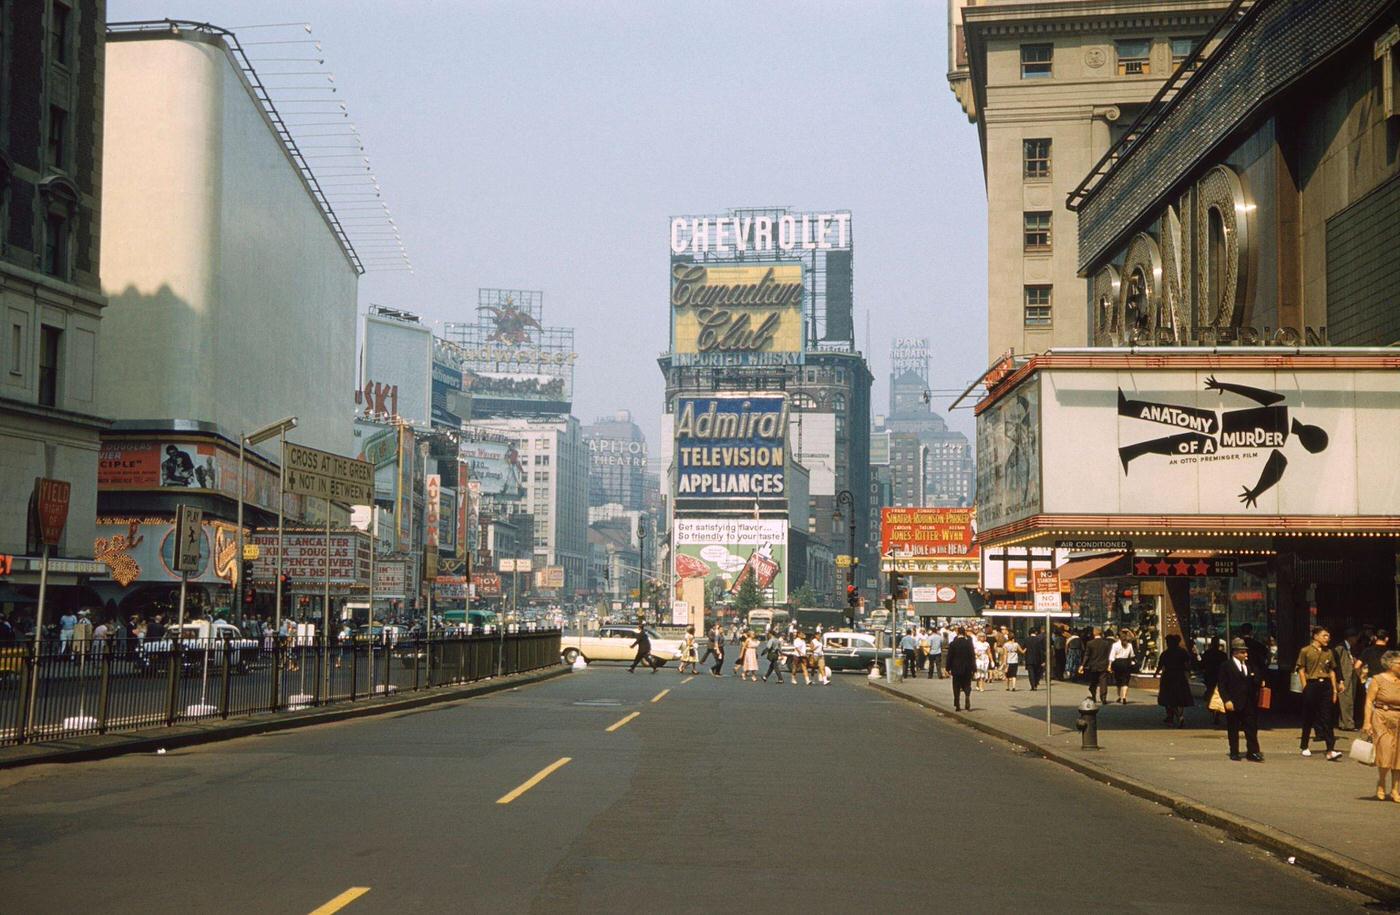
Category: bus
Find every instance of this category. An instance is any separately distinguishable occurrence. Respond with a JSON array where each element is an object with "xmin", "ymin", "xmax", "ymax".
[
  {"xmin": 442, "ymin": 609, "xmax": 498, "ymax": 631},
  {"xmin": 745, "ymin": 609, "xmax": 790, "ymax": 634}
]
